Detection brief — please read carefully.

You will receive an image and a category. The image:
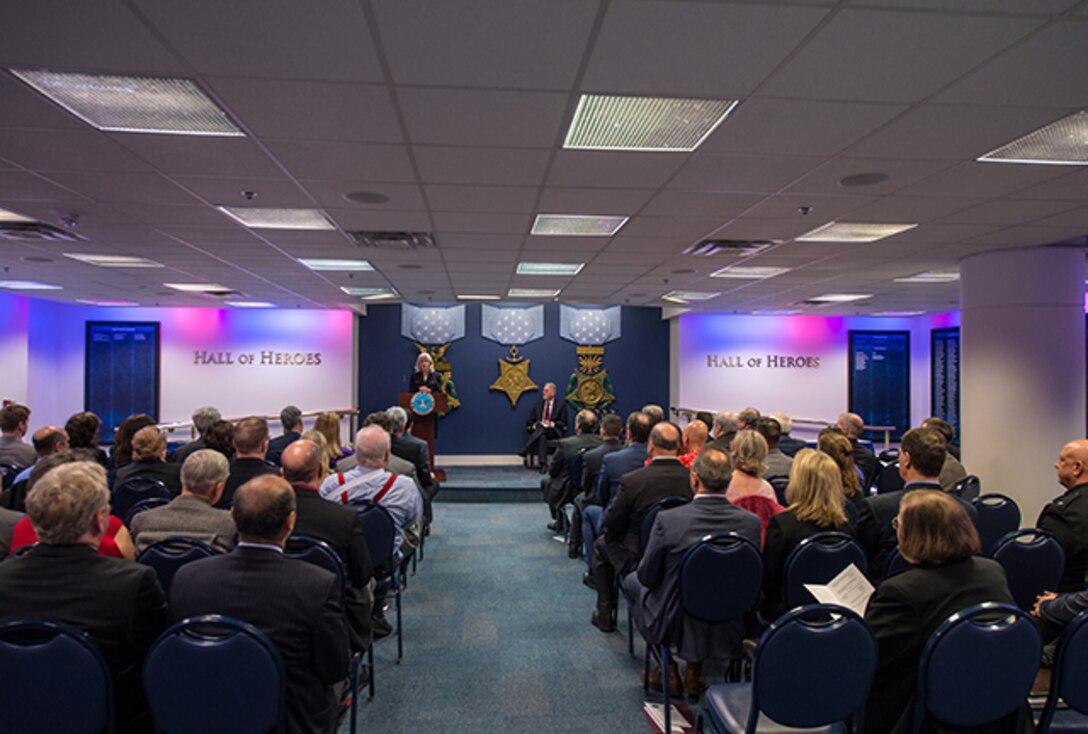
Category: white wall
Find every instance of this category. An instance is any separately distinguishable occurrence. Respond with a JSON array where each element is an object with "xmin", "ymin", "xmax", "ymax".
[{"xmin": 0, "ymin": 291, "xmax": 29, "ymax": 406}]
